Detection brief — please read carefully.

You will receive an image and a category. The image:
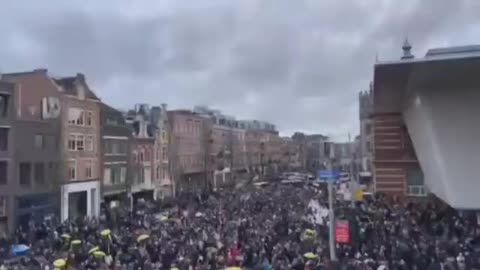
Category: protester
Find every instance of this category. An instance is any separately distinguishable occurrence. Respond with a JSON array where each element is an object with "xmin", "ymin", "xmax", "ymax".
[{"xmin": 0, "ymin": 181, "xmax": 479, "ymax": 270}]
